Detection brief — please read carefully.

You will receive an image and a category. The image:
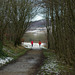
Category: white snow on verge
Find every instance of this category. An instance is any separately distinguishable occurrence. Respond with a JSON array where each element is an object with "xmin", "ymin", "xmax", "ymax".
[{"xmin": 0, "ymin": 57, "xmax": 13, "ymax": 66}]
